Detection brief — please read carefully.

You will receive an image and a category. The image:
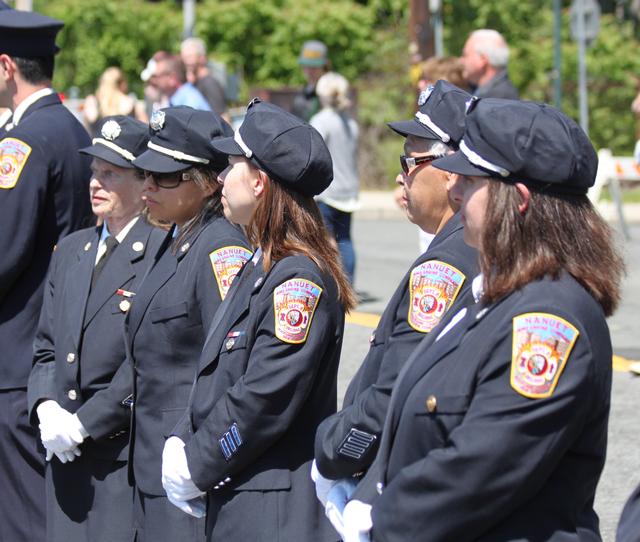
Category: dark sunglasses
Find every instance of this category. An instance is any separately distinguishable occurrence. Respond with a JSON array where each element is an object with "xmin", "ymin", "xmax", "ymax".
[
  {"xmin": 143, "ymin": 170, "xmax": 193, "ymax": 189},
  {"xmin": 399, "ymin": 154, "xmax": 439, "ymax": 175}
]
